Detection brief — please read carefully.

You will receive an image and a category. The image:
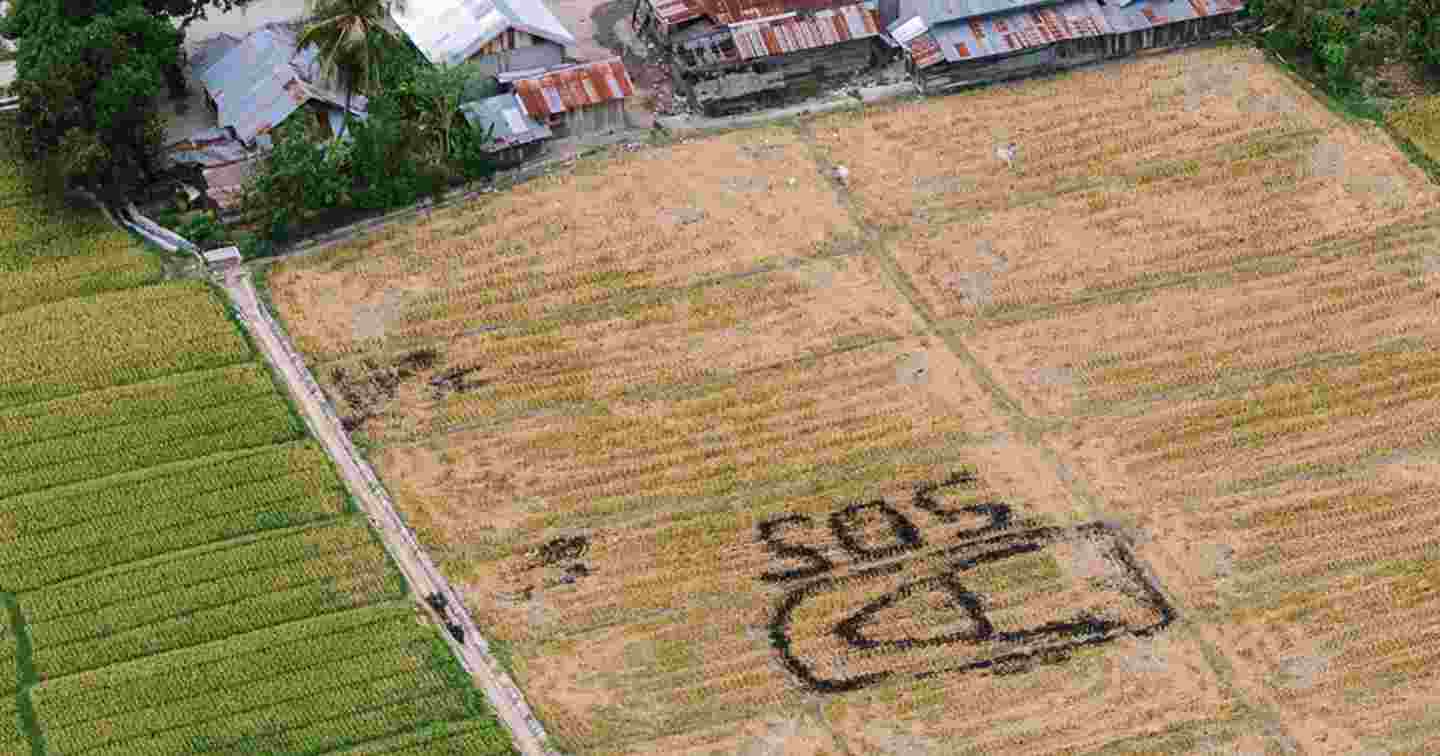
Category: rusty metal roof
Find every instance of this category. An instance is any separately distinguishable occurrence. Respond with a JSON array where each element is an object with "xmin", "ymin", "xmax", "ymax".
[
  {"xmin": 164, "ymin": 127, "xmax": 253, "ymax": 169},
  {"xmin": 920, "ymin": 0, "xmax": 1107, "ymax": 63},
  {"xmin": 728, "ymin": 1, "xmax": 880, "ymax": 59},
  {"xmin": 202, "ymin": 157, "xmax": 263, "ymax": 210},
  {"xmin": 902, "ymin": 0, "xmax": 1241, "ymax": 67},
  {"xmin": 1097, "ymin": 0, "xmax": 1243, "ymax": 33},
  {"xmin": 512, "ymin": 58, "xmax": 635, "ymax": 119},
  {"xmin": 646, "ymin": 0, "xmax": 861, "ymax": 31},
  {"xmin": 893, "ymin": 0, "xmax": 1062, "ymax": 27}
]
